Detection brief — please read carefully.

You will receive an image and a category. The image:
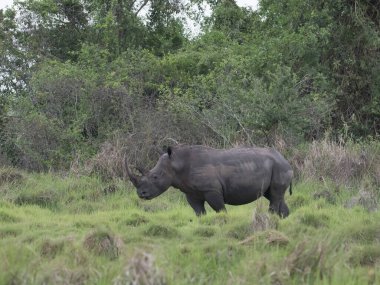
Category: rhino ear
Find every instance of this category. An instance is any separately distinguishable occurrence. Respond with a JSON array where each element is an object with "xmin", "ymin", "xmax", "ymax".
[{"xmin": 167, "ymin": 146, "xmax": 172, "ymax": 157}]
